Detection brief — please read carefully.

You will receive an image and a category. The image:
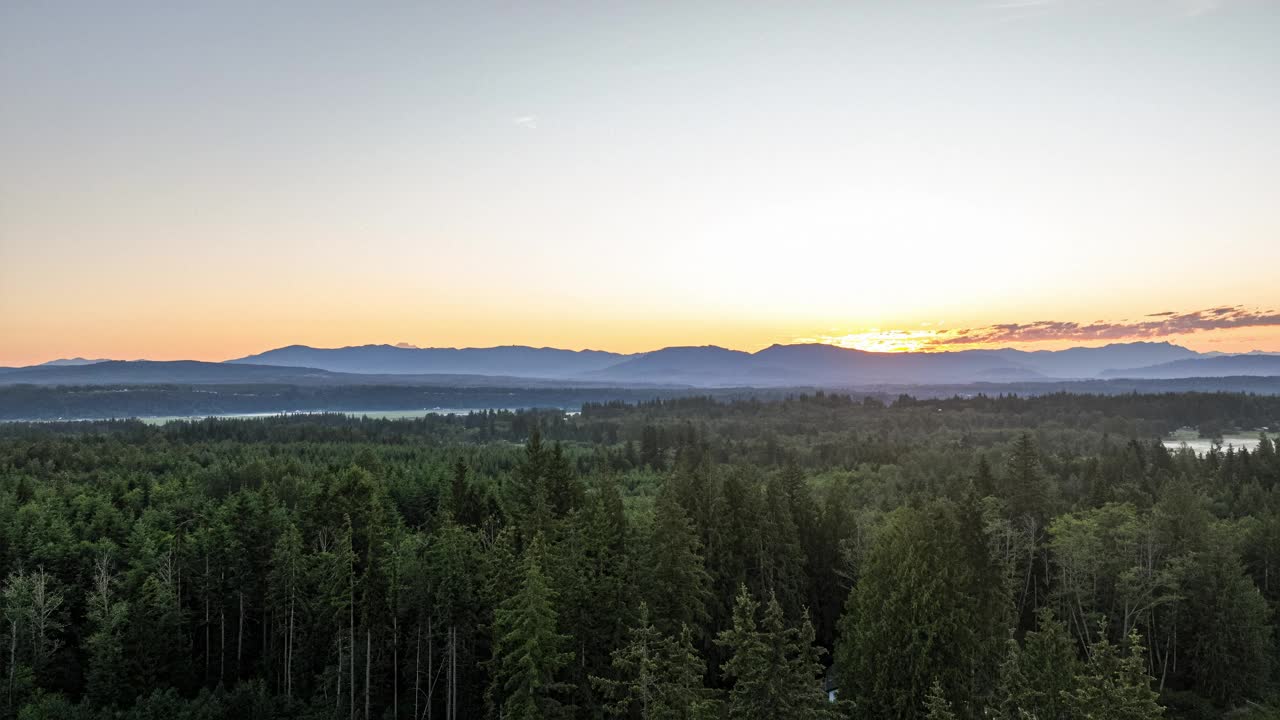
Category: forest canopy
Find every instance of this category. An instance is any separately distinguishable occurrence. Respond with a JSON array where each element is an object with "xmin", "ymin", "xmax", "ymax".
[{"xmin": 1, "ymin": 391, "xmax": 1279, "ymax": 718}]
